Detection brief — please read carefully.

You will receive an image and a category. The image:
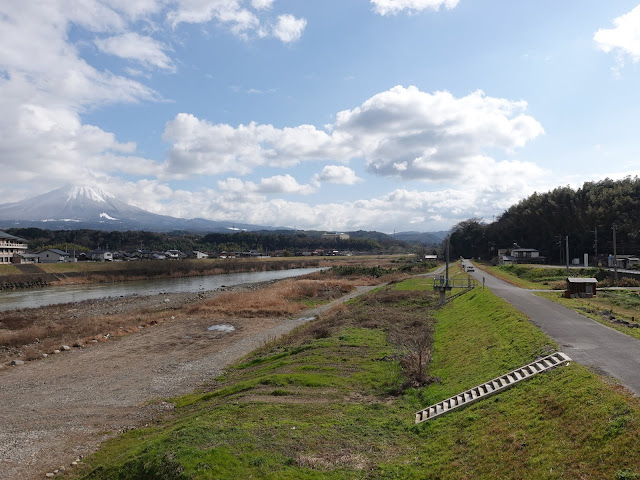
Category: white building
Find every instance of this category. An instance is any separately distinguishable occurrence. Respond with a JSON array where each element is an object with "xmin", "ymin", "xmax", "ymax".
[
  {"xmin": 89, "ymin": 249, "xmax": 113, "ymax": 261},
  {"xmin": 501, "ymin": 247, "xmax": 546, "ymax": 265},
  {"xmin": 322, "ymin": 232, "xmax": 350, "ymax": 240},
  {"xmin": 0, "ymin": 231, "xmax": 28, "ymax": 264}
]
